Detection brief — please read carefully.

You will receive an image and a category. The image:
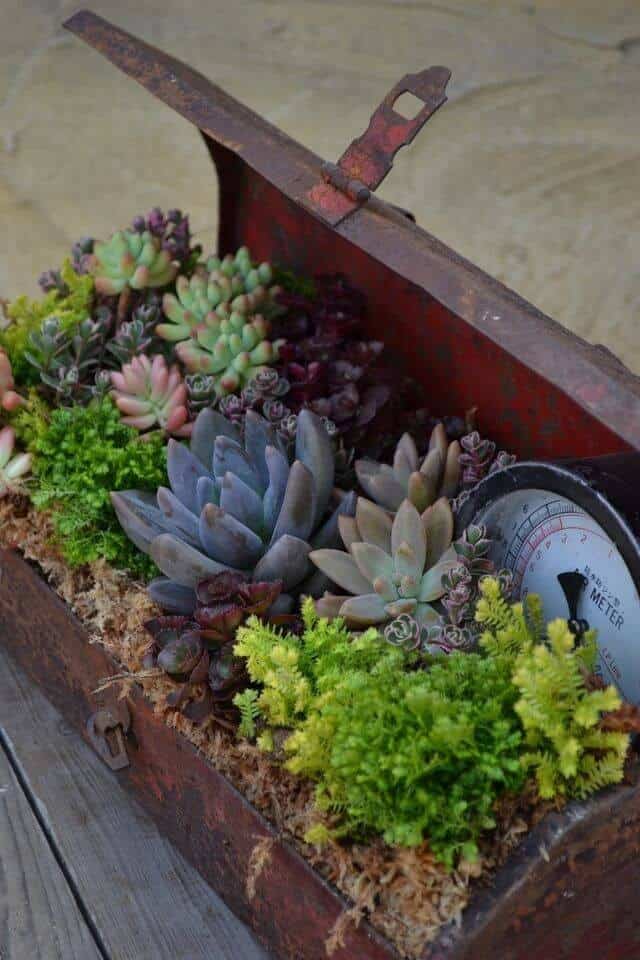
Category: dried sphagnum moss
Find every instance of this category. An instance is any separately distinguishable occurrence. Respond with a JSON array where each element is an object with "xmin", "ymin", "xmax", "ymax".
[{"xmin": 0, "ymin": 497, "xmax": 545, "ymax": 959}]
